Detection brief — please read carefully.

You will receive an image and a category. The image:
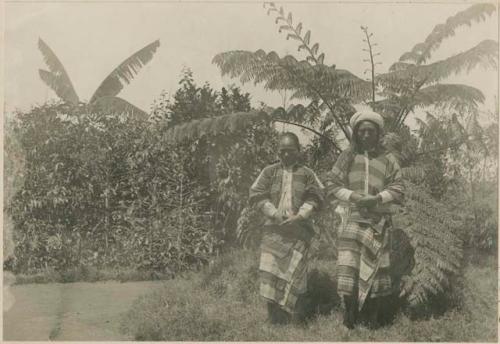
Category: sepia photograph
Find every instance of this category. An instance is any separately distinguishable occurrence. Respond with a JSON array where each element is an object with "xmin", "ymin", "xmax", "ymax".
[{"xmin": 2, "ymin": 0, "xmax": 499, "ymax": 341}]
